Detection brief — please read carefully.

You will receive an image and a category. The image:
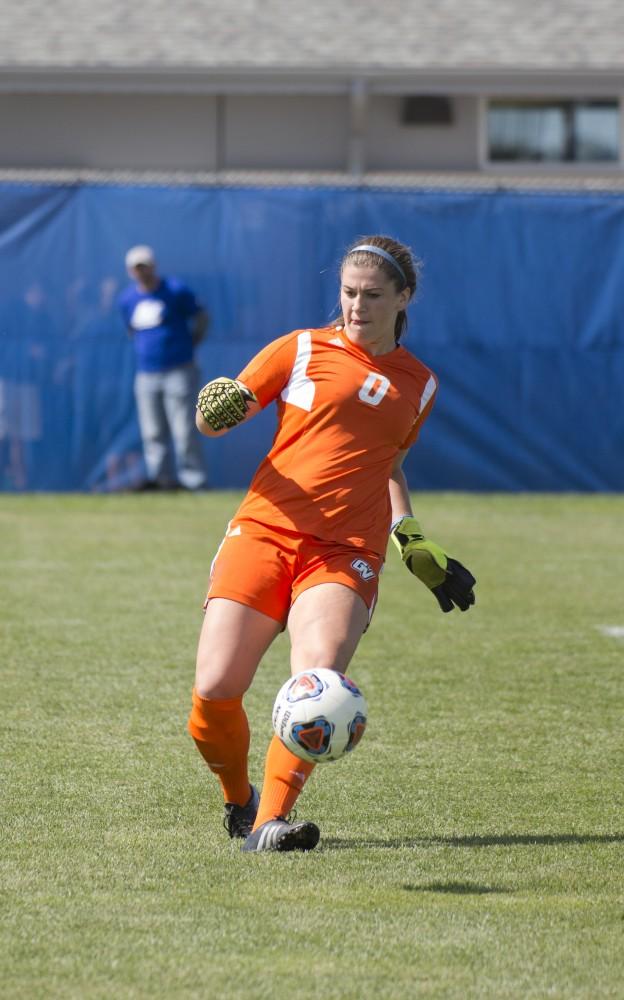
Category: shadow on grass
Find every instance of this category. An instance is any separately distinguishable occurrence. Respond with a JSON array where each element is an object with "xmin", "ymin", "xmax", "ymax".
[
  {"xmin": 402, "ymin": 882, "xmax": 512, "ymax": 895},
  {"xmin": 431, "ymin": 833, "xmax": 624, "ymax": 848},
  {"xmin": 321, "ymin": 832, "xmax": 624, "ymax": 850}
]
